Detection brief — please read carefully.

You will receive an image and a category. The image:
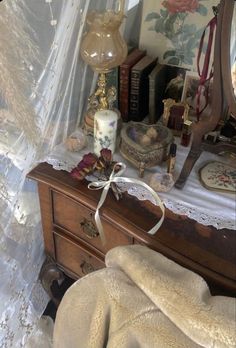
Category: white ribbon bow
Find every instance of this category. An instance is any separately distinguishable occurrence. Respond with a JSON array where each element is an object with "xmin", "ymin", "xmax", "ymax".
[{"xmin": 88, "ymin": 162, "xmax": 165, "ymax": 244}]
